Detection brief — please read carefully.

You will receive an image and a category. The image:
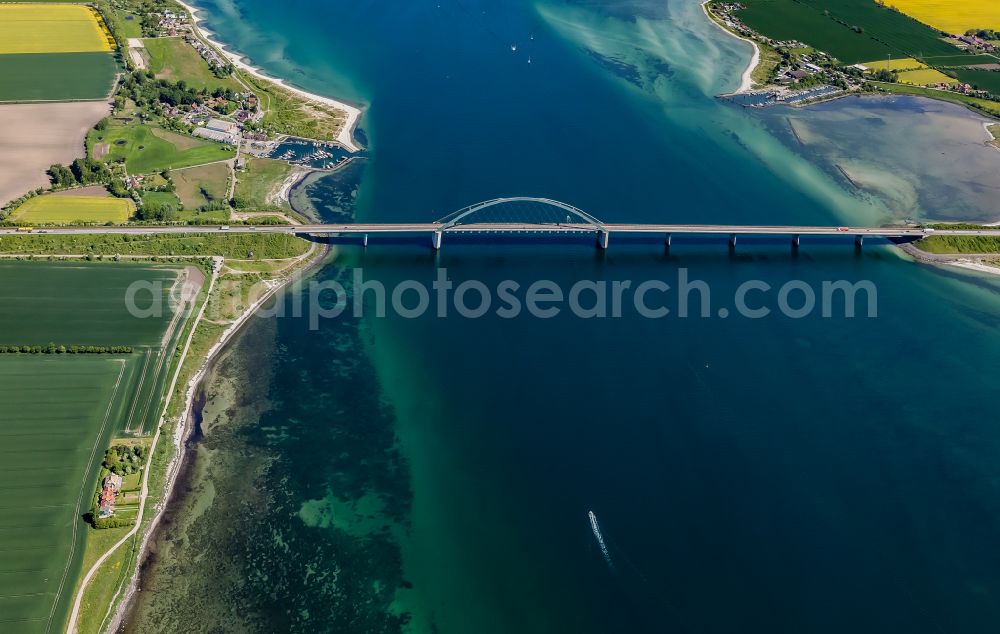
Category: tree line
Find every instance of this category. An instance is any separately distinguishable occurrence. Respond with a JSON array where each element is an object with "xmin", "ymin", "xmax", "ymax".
[
  {"xmin": 47, "ymin": 157, "xmax": 112, "ymax": 189},
  {"xmin": 0, "ymin": 344, "xmax": 134, "ymax": 354}
]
